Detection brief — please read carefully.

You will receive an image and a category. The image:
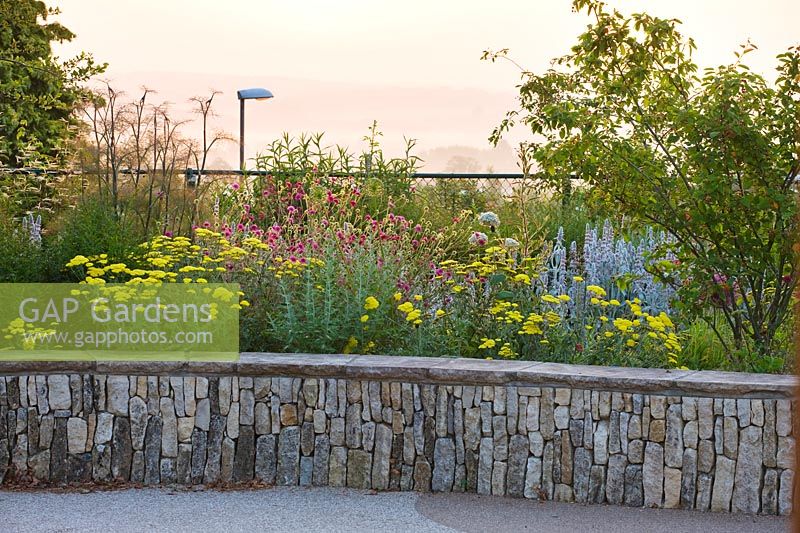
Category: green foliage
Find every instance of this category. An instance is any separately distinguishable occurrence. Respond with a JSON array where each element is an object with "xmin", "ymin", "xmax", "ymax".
[
  {"xmin": 0, "ymin": 0, "xmax": 105, "ymax": 166},
  {"xmin": 0, "ymin": 207, "xmax": 46, "ymax": 282},
  {"xmin": 44, "ymin": 199, "xmax": 146, "ymax": 281},
  {"xmin": 250, "ymin": 123, "xmax": 420, "ymax": 220},
  {"xmin": 486, "ymin": 0, "xmax": 799, "ymax": 365}
]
